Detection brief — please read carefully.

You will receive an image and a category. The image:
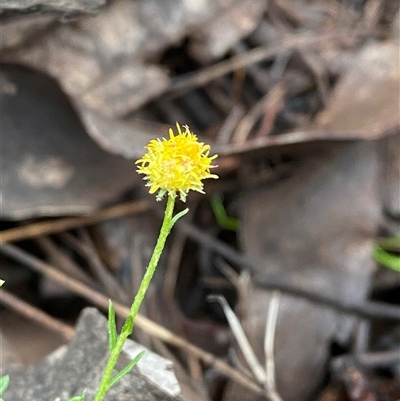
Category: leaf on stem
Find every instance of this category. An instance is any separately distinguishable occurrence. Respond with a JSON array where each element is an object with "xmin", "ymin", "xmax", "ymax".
[
  {"xmin": 171, "ymin": 208, "xmax": 189, "ymax": 227},
  {"xmin": 121, "ymin": 315, "xmax": 134, "ymax": 336},
  {"xmin": 107, "ymin": 350, "xmax": 145, "ymax": 390},
  {"xmin": 374, "ymin": 246, "xmax": 400, "ymax": 272}
]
